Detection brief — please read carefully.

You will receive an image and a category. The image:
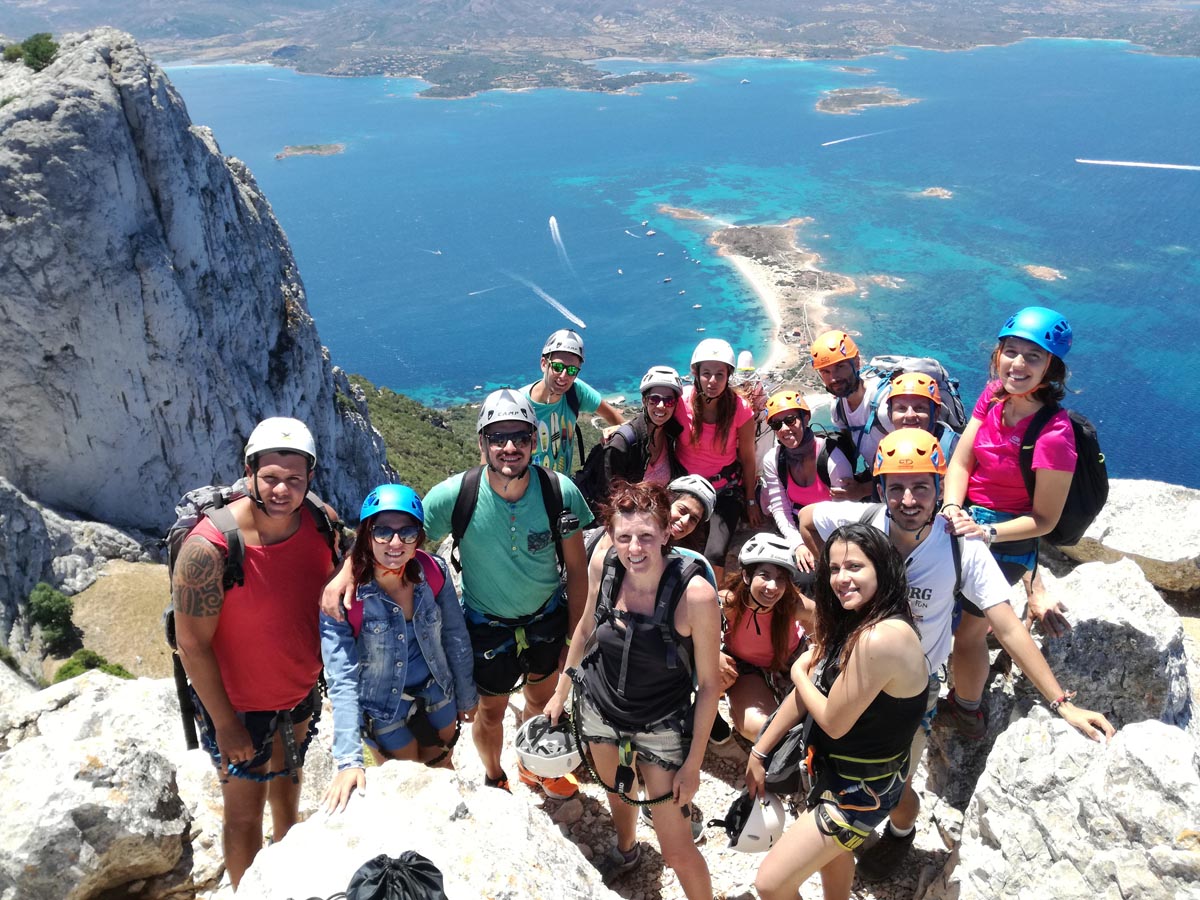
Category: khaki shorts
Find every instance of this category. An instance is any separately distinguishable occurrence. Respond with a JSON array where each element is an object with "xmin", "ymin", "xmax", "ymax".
[{"xmin": 576, "ymin": 692, "xmax": 690, "ymax": 772}]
